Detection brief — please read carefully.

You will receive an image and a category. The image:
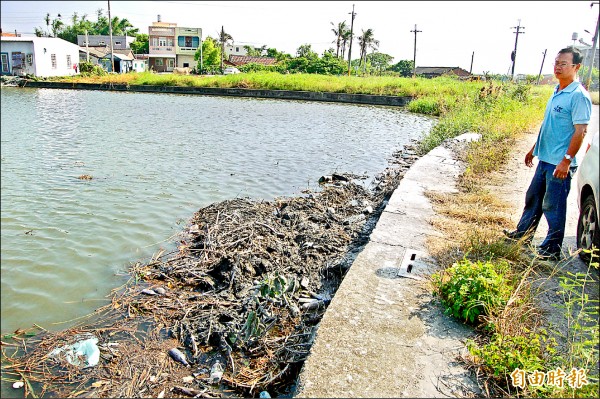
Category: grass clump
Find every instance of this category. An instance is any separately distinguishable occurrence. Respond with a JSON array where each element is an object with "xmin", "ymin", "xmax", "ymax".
[{"xmin": 432, "ymin": 258, "xmax": 514, "ymax": 324}]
